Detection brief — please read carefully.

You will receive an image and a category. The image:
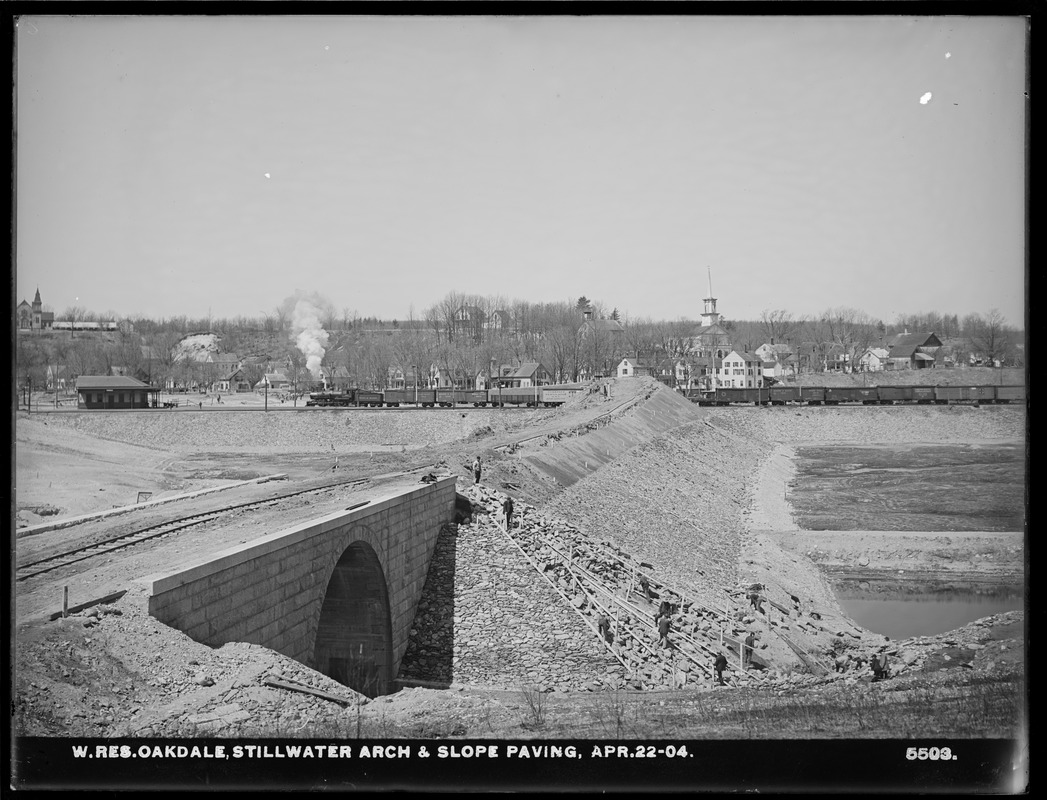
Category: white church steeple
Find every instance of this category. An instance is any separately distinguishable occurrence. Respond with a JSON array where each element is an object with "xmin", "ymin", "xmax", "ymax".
[{"xmin": 701, "ymin": 267, "xmax": 720, "ymax": 328}]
